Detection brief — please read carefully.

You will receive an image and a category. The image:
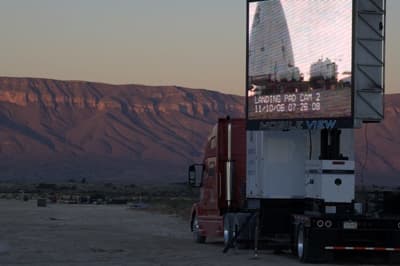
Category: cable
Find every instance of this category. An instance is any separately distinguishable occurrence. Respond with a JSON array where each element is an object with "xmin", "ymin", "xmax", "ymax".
[
  {"xmin": 360, "ymin": 124, "xmax": 369, "ymax": 193},
  {"xmin": 308, "ymin": 130, "xmax": 312, "ymax": 160}
]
